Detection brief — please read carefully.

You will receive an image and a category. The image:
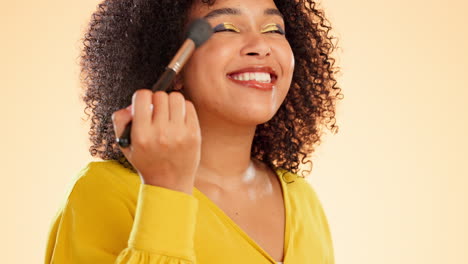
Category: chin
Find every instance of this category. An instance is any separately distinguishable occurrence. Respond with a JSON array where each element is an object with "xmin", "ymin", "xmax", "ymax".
[{"xmin": 229, "ymin": 108, "xmax": 278, "ymax": 126}]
